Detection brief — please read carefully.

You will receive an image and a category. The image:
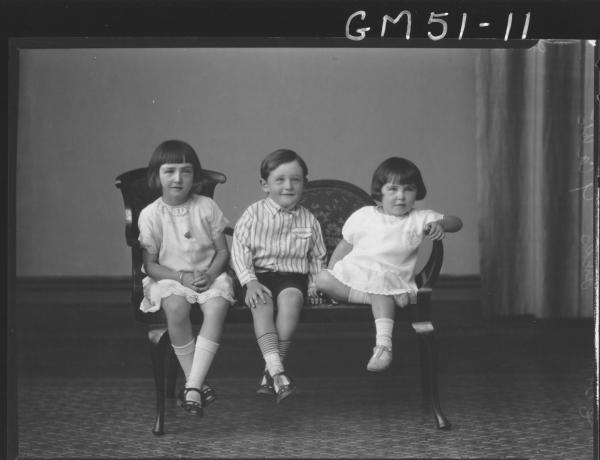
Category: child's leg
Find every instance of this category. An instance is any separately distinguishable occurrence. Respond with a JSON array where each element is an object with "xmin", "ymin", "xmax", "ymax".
[
  {"xmin": 257, "ymin": 288, "xmax": 301, "ymax": 394},
  {"xmin": 269, "ymin": 287, "xmax": 302, "ymax": 371},
  {"xmin": 275, "ymin": 287, "xmax": 304, "ymax": 349},
  {"xmin": 372, "ymin": 294, "xmax": 395, "ymax": 348},
  {"xmin": 185, "ymin": 297, "xmax": 229, "ymax": 405},
  {"xmin": 269, "ymin": 288, "xmax": 302, "ymax": 402},
  {"xmin": 250, "ymin": 296, "xmax": 285, "ymax": 377},
  {"xmin": 367, "ymin": 294, "xmax": 396, "ymax": 372},
  {"xmin": 163, "ymin": 295, "xmax": 194, "ymax": 378},
  {"xmin": 315, "ymin": 271, "xmax": 371, "ymax": 304}
]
